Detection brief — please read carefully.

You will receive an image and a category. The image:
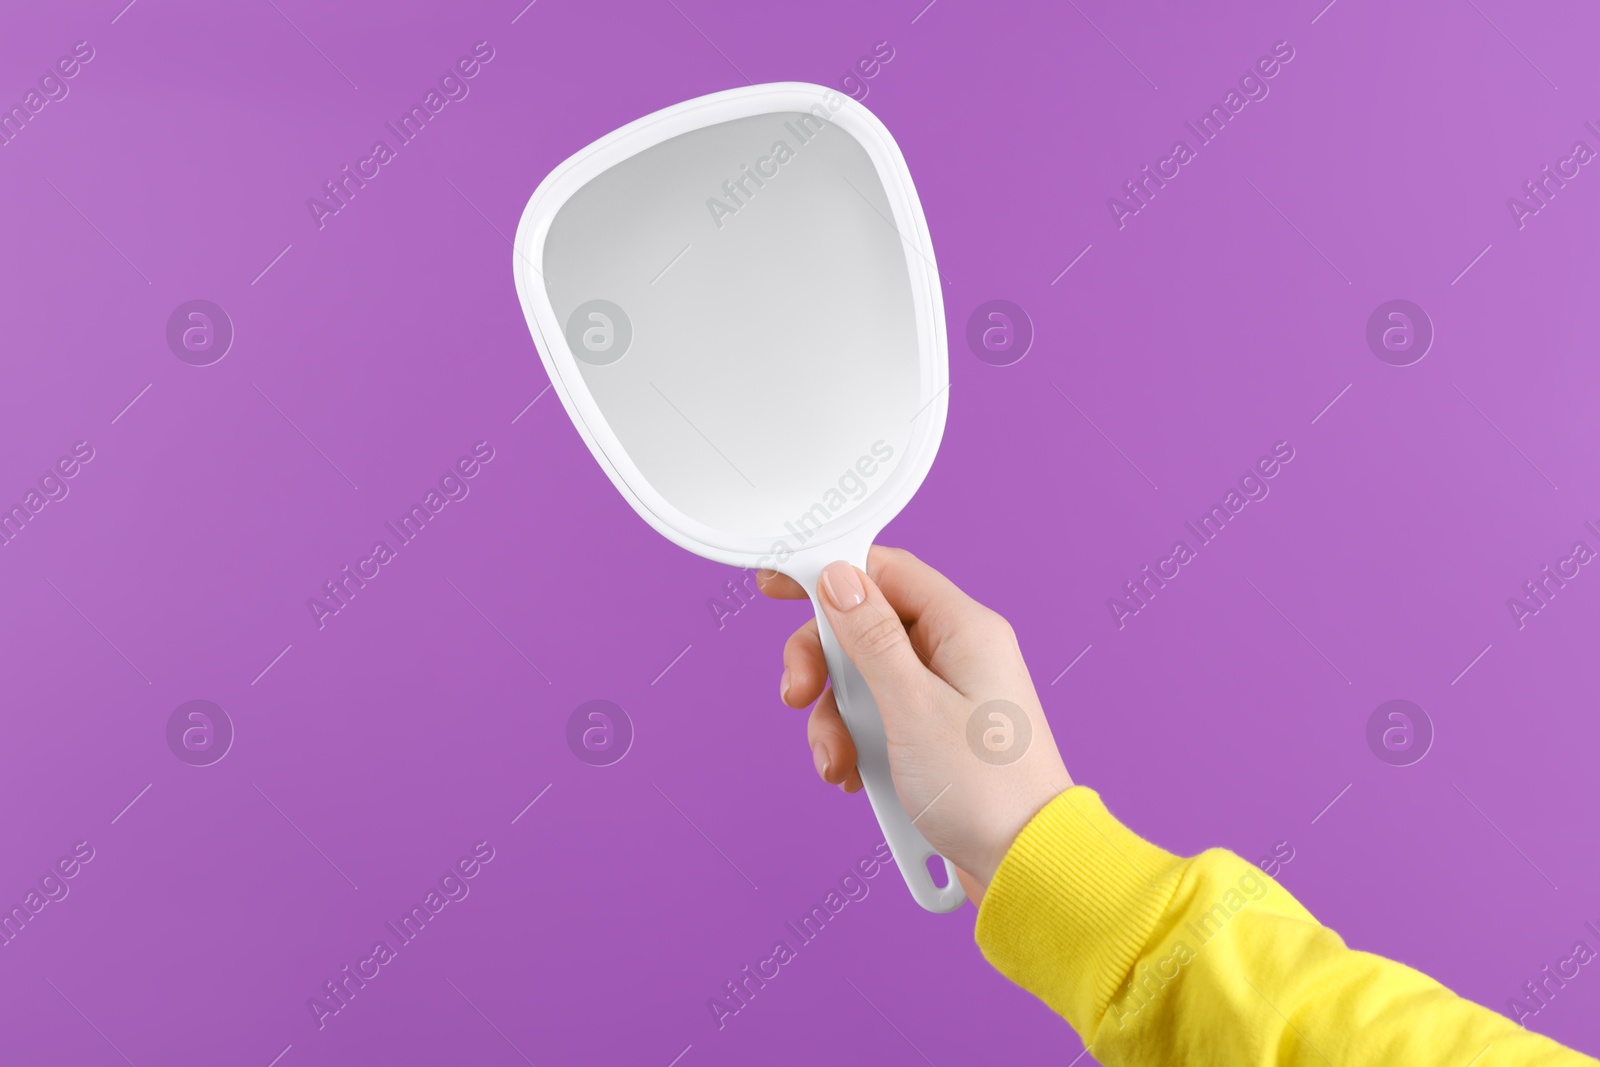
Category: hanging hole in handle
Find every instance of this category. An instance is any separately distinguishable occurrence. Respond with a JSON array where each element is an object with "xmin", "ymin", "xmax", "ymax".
[{"xmin": 924, "ymin": 853, "xmax": 950, "ymax": 889}]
